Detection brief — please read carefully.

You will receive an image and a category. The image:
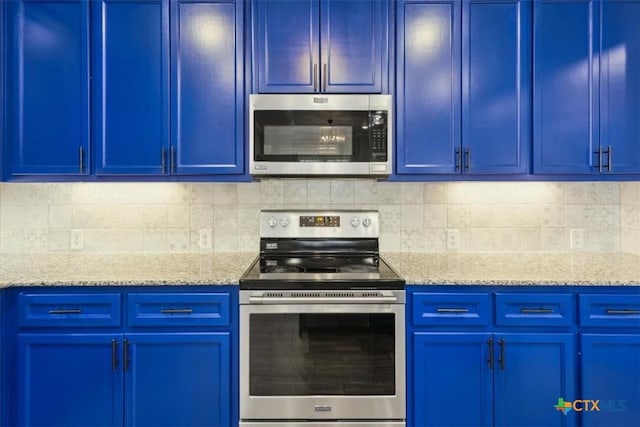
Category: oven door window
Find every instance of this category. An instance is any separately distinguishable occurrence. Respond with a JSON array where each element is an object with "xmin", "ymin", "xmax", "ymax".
[
  {"xmin": 249, "ymin": 313, "xmax": 395, "ymax": 396},
  {"xmin": 253, "ymin": 110, "xmax": 387, "ymax": 162}
]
